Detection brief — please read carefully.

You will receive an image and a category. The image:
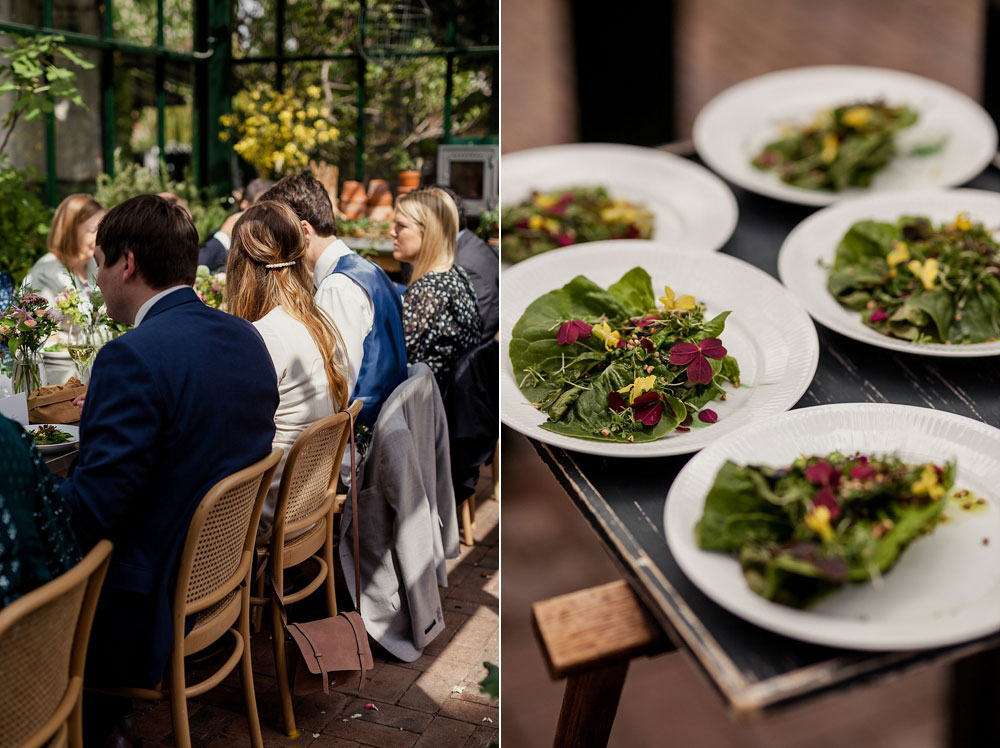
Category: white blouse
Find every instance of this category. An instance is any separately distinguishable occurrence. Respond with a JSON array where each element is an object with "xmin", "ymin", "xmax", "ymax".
[
  {"xmin": 25, "ymin": 253, "xmax": 98, "ymax": 306},
  {"xmin": 253, "ymin": 305, "xmax": 347, "ymax": 536}
]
